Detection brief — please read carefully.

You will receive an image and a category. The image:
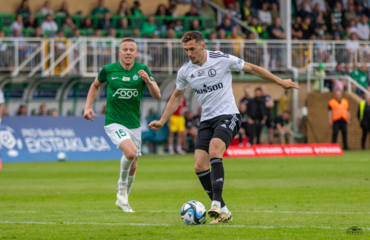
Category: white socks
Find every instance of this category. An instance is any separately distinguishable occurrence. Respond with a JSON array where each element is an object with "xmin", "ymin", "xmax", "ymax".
[
  {"xmin": 127, "ymin": 175, "xmax": 135, "ymax": 195},
  {"xmin": 119, "ymin": 155, "xmax": 133, "ymax": 185},
  {"xmin": 221, "ymin": 205, "xmax": 229, "ymax": 214},
  {"xmin": 211, "ymin": 200, "xmax": 221, "ymax": 208},
  {"xmin": 176, "ymin": 145, "xmax": 182, "ymax": 151}
]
